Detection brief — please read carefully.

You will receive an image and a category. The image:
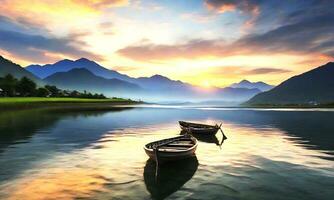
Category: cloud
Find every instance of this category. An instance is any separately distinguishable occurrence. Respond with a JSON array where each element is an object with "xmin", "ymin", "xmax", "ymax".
[
  {"xmin": 0, "ymin": 0, "xmax": 129, "ymax": 31},
  {"xmin": 204, "ymin": 0, "xmax": 260, "ymax": 15},
  {"xmin": 118, "ymin": 2, "xmax": 334, "ymax": 62},
  {"xmin": 117, "ymin": 39, "xmax": 230, "ymax": 61},
  {"xmin": 74, "ymin": 0, "xmax": 128, "ymax": 8},
  {"xmin": 0, "ymin": 16, "xmax": 103, "ymax": 63},
  {"xmin": 244, "ymin": 68, "xmax": 291, "ymax": 75},
  {"xmin": 235, "ymin": 13, "xmax": 334, "ymax": 57},
  {"xmin": 207, "ymin": 66, "xmax": 291, "ymax": 76}
]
